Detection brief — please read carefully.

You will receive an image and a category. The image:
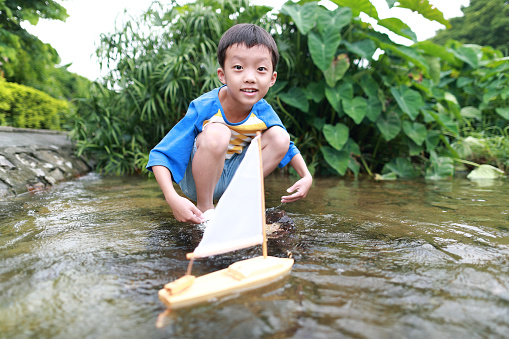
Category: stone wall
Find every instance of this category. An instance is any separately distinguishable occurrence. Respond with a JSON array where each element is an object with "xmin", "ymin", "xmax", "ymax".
[{"xmin": 0, "ymin": 127, "xmax": 91, "ymax": 198}]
